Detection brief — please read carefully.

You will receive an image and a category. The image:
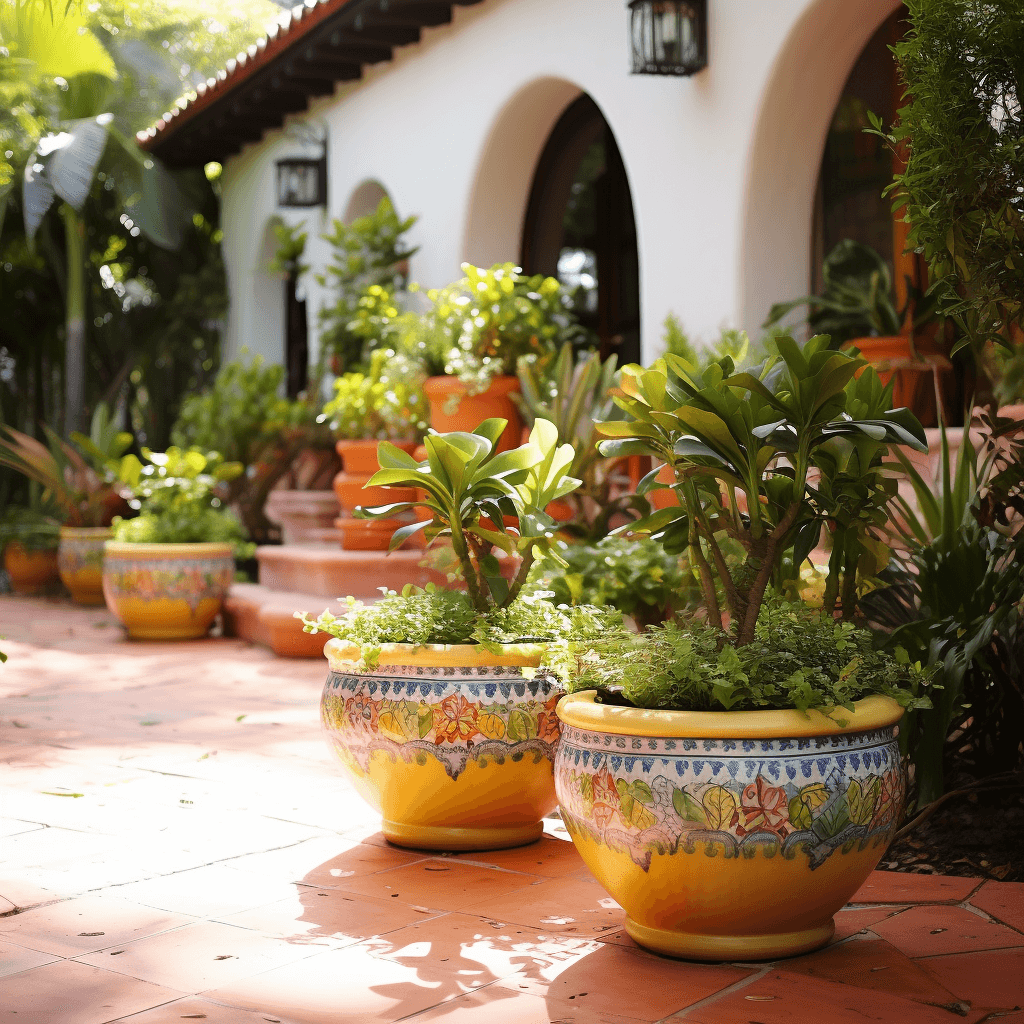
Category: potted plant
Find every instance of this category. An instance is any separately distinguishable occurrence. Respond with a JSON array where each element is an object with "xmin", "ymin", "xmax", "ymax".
[
  {"xmin": 1, "ymin": 504, "xmax": 61, "ymax": 595},
  {"xmin": 103, "ymin": 447, "xmax": 249, "ymax": 640},
  {"xmin": 322, "ymin": 347, "xmax": 428, "ymax": 550},
  {"xmin": 406, "ymin": 263, "xmax": 584, "ymax": 453},
  {"xmin": 764, "ymin": 240, "xmax": 946, "ymax": 420},
  {"xmin": 546, "ymin": 335, "xmax": 933, "ymax": 961},
  {"xmin": 0, "ymin": 405, "xmax": 133, "ymax": 604},
  {"xmin": 299, "ymin": 418, "xmax": 616, "ymax": 851}
]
